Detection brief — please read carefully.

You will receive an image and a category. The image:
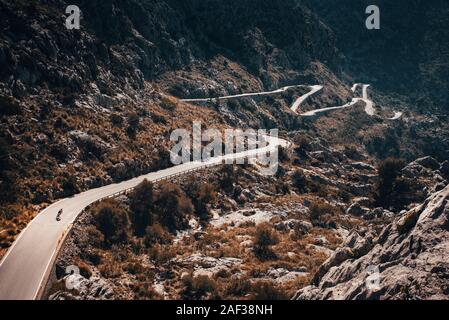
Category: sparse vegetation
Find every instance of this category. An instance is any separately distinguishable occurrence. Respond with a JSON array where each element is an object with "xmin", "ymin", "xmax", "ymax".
[
  {"xmin": 253, "ymin": 223, "xmax": 279, "ymax": 261},
  {"xmin": 250, "ymin": 281, "xmax": 287, "ymax": 300},
  {"xmin": 309, "ymin": 200, "xmax": 339, "ymax": 228},
  {"xmin": 181, "ymin": 274, "xmax": 219, "ymax": 300}
]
